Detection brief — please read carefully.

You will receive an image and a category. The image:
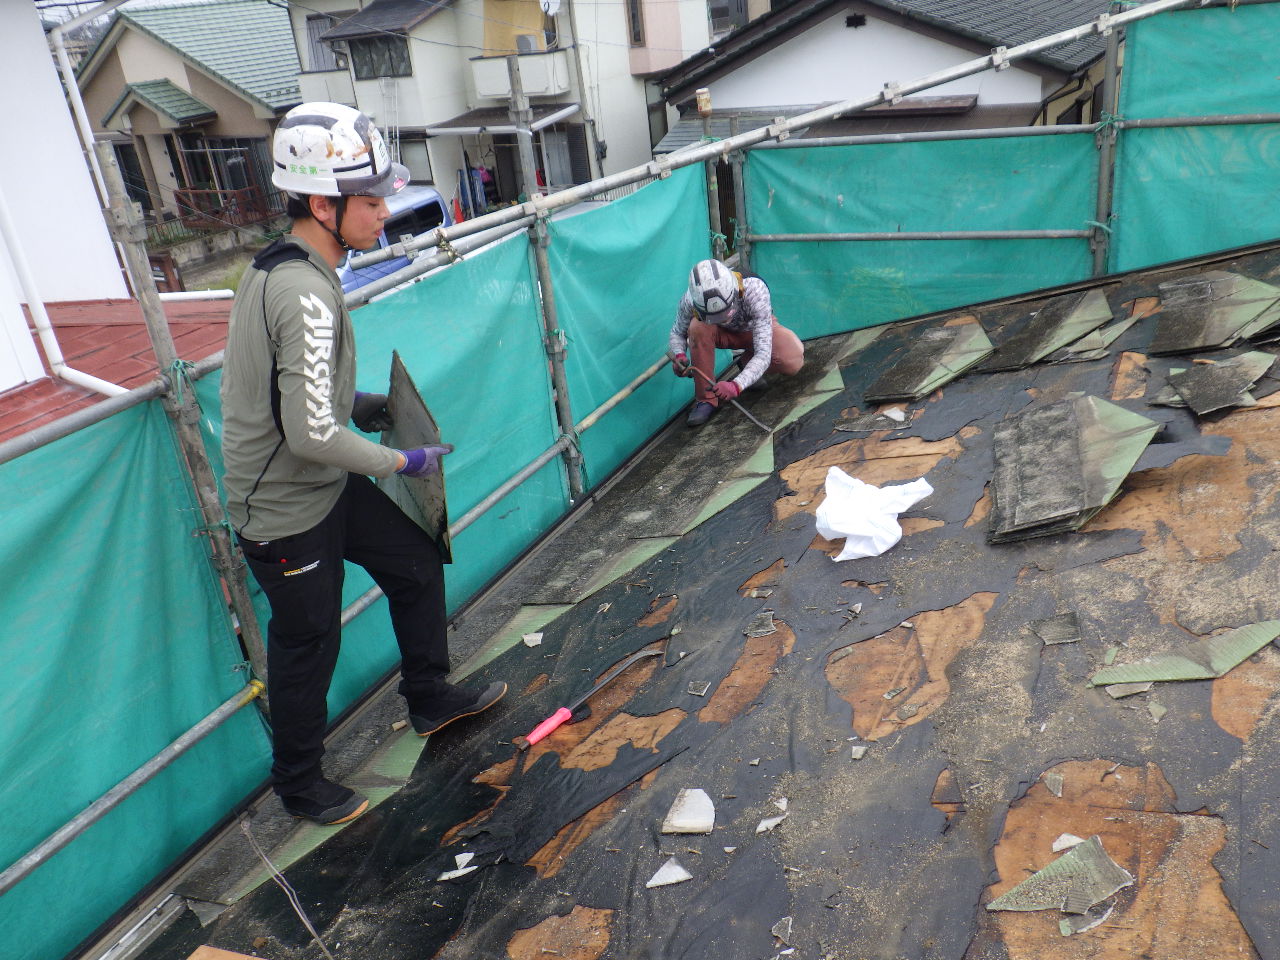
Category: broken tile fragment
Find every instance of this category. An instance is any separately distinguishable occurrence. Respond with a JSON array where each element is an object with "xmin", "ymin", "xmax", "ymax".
[
  {"xmin": 687, "ymin": 681, "xmax": 711, "ymax": 697},
  {"xmin": 1089, "ymin": 620, "xmax": 1280, "ymax": 686},
  {"xmin": 1060, "ymin": 903, "xmax": 1114, "ymax": 936},
  {"xmin": 1030, "ymin": 612, "xmax": 1081, "ymax": 646},
  {"xmin": 883, "ymin": 686, "xmax": 906, "ymax": 700},
  {"xmin": 850, "ymin": 744, "xmax": 868, "ymax": 760},
  {"xmin": 1104, "ymin": 681, "xmax": 1153, "ymax": 699},
  {"xmin": 646, "ymin": 857, "xmax": 693, "ymax": 888},
  {"xmin": 661, "ymin": 789, "xmax": 715, "ymax": 835},
  {"xmin": 521, "ymin": 632, "xmax": 543, "ymax": 647},
  {"xmin": 1052, "ymin": 833, "xmax": 1085, "ymax": 852},
  {"xmin": 1042, "ymin": 772, "xmax": 1064, "ymax": 797},
  {"xmin": 746, "ymin": 611, "xmax": 778, "ymax": 637},
  {"xmin": 756, "ymin": 813, "xmax": 788, "ymax": 834},
  {"xmin": 1149, "ymin": 701, "xmax": 1167, "ymax": 723},
  {"xmin": 771, "ymin": 916, "xmax": 793, "ymax": 944},
  {"xmin": 986, "ymin": 835, "xmax": 1133, "ymax": 915}
]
